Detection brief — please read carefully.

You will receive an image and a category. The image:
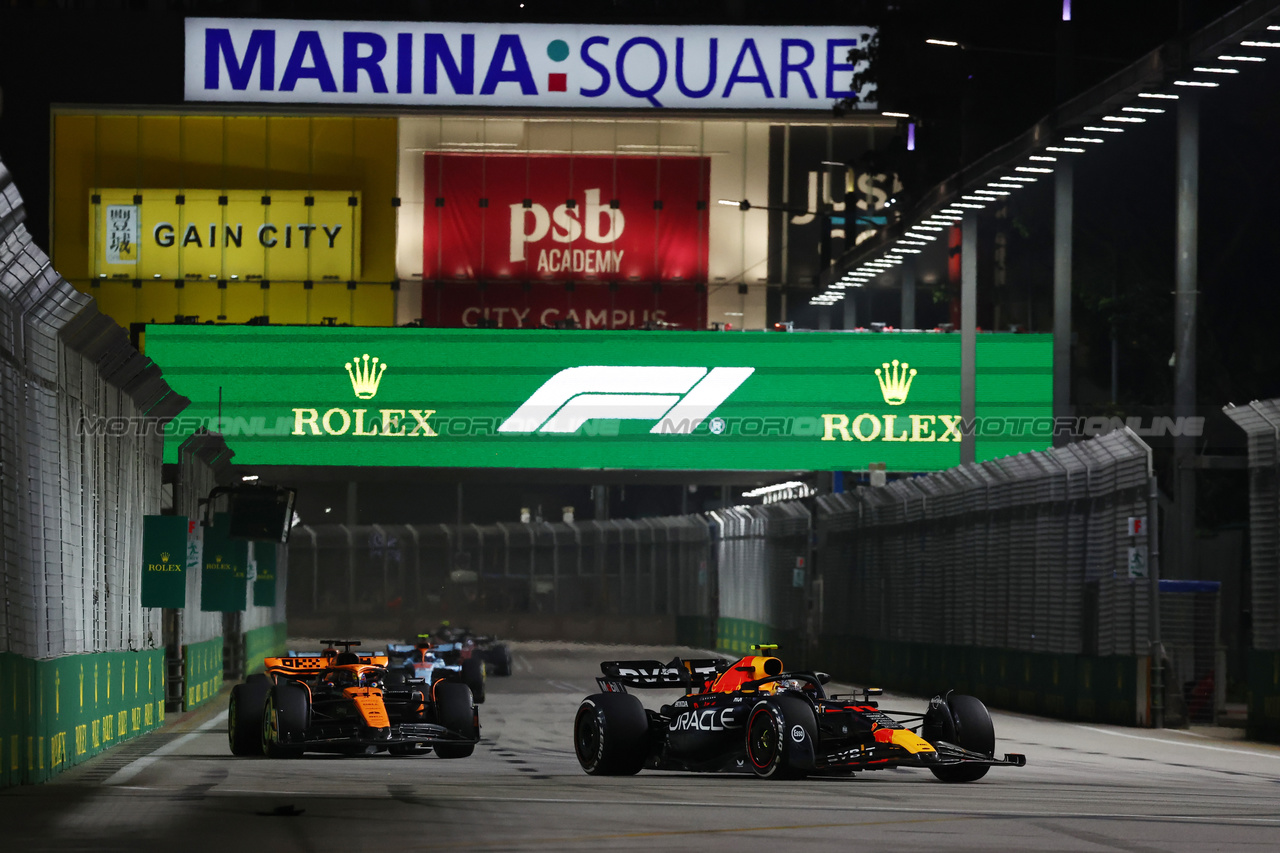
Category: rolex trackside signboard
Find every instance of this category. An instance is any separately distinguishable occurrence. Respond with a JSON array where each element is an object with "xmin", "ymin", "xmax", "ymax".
[
  {"xmin": 184, "ymin": 19, "xmax": 877, "ymax": 110},
  {"xmin": 146, "ymin": 327, "xmax": 1050, "ymax": 471}
]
